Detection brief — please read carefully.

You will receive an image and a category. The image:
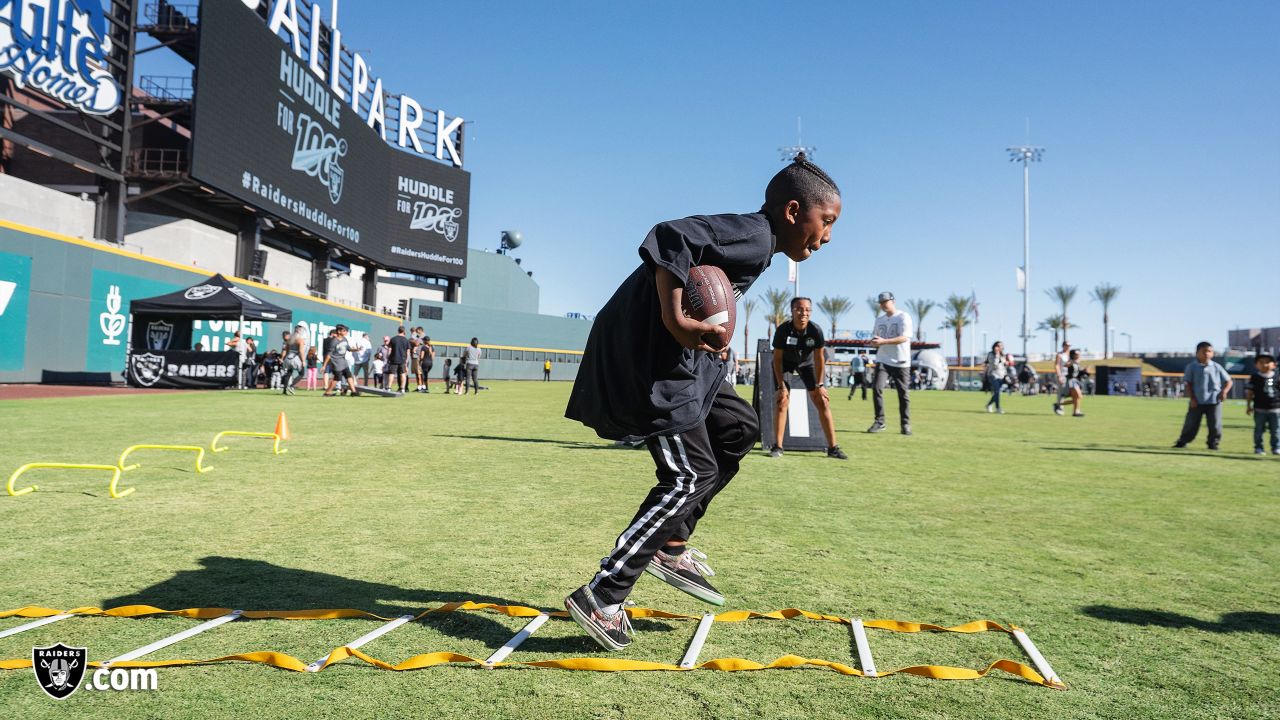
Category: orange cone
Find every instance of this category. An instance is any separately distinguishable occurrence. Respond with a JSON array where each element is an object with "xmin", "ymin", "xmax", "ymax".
[{"xmin": 275, "ymin": 411, "xmax": 292, "ymax": 441}]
